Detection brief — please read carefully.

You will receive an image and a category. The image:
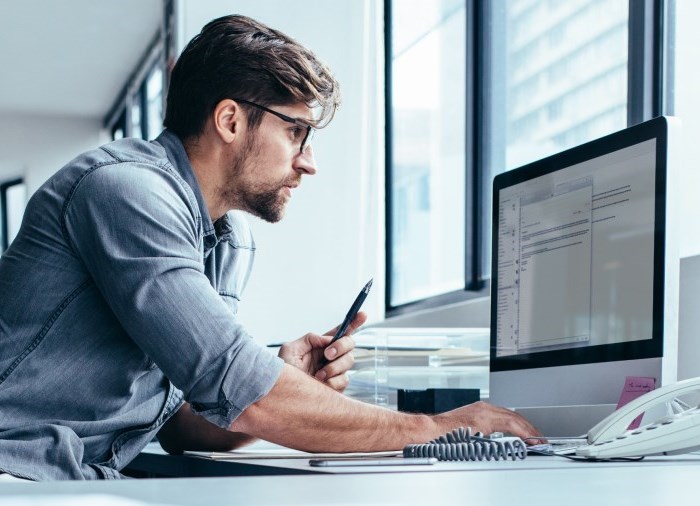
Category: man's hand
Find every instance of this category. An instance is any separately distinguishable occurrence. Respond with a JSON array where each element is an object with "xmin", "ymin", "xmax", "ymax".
[
  {"xmin": 233, "ymin": 364, "xmax": 543, "ymax": 453},
  {"xmin": 433, "ymin": 401, "xmax": 544, "ymax": 444},
  {"xmin": 278, "ymin": 311, "xmax": 367, "ymax": 392}
]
